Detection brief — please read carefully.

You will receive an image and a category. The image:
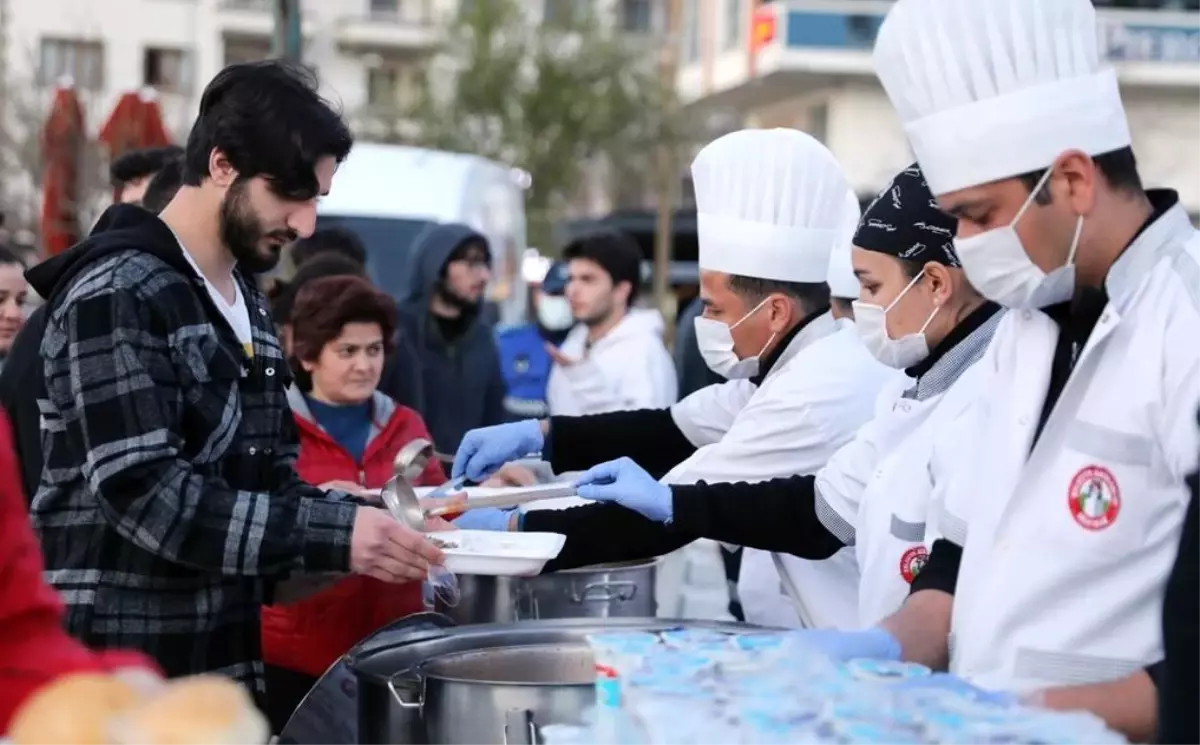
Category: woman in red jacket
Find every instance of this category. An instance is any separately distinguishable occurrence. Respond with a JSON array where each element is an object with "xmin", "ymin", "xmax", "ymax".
[
  {"xmin": 260, "ymin": 275, "xmax": 447, "ymax": 732},
  {"xmin": 0, "ymin": 407, "xmax": 159, "ymax": 733}
]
